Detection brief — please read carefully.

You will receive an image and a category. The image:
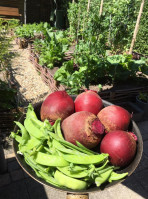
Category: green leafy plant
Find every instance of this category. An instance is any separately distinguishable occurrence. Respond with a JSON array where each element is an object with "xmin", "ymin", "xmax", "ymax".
[{"xmin": 138, "ymin": 92, "xmax": 148, "ymax": 103}]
